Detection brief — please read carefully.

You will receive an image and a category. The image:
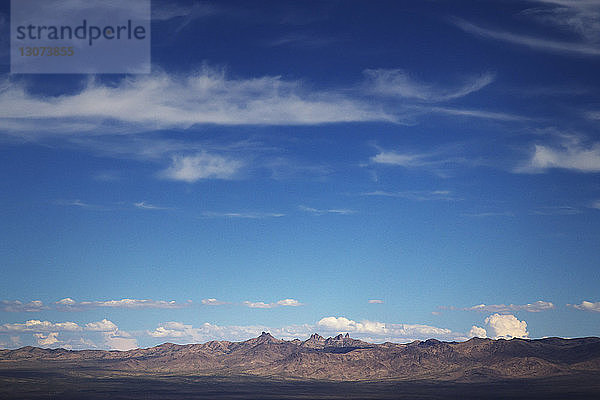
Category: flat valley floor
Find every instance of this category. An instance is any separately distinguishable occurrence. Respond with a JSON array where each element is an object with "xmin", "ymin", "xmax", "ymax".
[{"xmin": 1, "ymin": 368, "xmax": 600, "ymax": 400}]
